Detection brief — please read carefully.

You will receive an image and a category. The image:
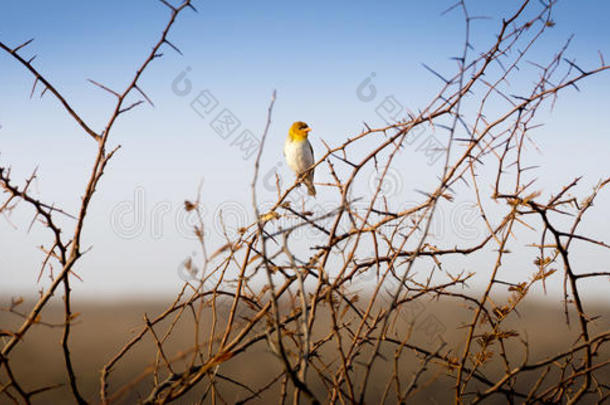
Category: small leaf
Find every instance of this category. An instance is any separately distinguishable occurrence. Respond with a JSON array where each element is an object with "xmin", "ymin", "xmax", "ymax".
[
  {"xmin": 11, "ymin": 297, "xmax": 24, "ymax": 308},
  {"xmin": 259, "ymin": 211, "xmax": 280, "ymax": 222},
  {"xmin": 184, "ymin": 200, "xmax": 197, "ymax": 211}
]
